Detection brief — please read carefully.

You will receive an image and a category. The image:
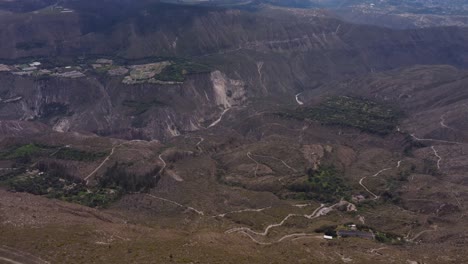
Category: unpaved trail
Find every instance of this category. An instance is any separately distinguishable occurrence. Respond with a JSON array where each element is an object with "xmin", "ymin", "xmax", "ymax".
[
  {"xmin": 358, "ymin": 160, "xmax": 403, "ymax": 200},
  {"xmin": 145, "ymin": 194, "xmax": 204, "ymax": 216},
  {"xmin": 226, "ymin": 213, "xmax": 300, "ymax": 236},
  {"xmin": 409, "ymin": 227, "xmax": 437, "ymax": 242},
  {"xmin": 208, "ymin": 108, "xmax": 230, "ymax": 128},
  {"xmin": 226, "ymin": 203, "xmax": 330, "ymax": 237},
  {"xmin": 158, "ymin": 154, "xmax": 167, "ymax": 176},
  {"xmin": 226, "ymin": 203, "xmax": 346, "ymax": 245},
  {"xmin": 195, "ymin": 137, "xmax": 204, "ymax": 152},
  {"xmin": 239, "ymin": 231, "xmax": 318, "ymax": 245},
  {"xmin": 431, "ymin": 146, "xmax": 442, "ymax": 169},
  {"xmin": 440, "ymin": 114, "xmax": 455, "ymax": 130},
  {"xmin": 214, "ymin": 207, "xmax": 271, "ymax": 218},
  {"xmin": 158, "ymin": 153, "xmax": 182, "ymax": 181},
  {"xmin": 246, "ymin": 152, "xmax": 260, "ymax": 177},
  {"xmin": 0, "ymin": 256, "xmax": 23, "ymax": 264},
  {"xmin": 304, "ymin": 203, "xmax": 329, "ymax": 219},
  {"xmin": 248, "ymin": 153, "xmax": 297, "ymax": 172},
  {"xmin": 359, "ymin": 168, "xmax": 391, "ymax": 200},
  {"xmin": 410, "ymin": 134, "xmax": 464, "ymax": 145},
  {"xmin": 397, "ymin": 160, "xmax": 402, "ymax": 168},
  {"xmin": 295, "ymin": 93, "xmax": 304, "ymax": 105},
  {"xmin": 85, "ymin": 143, "xmax": 121, "ymax": 185},
  {"xmin": 0, "ymin": 246, "xmax": 49, "ymax": 264}
]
